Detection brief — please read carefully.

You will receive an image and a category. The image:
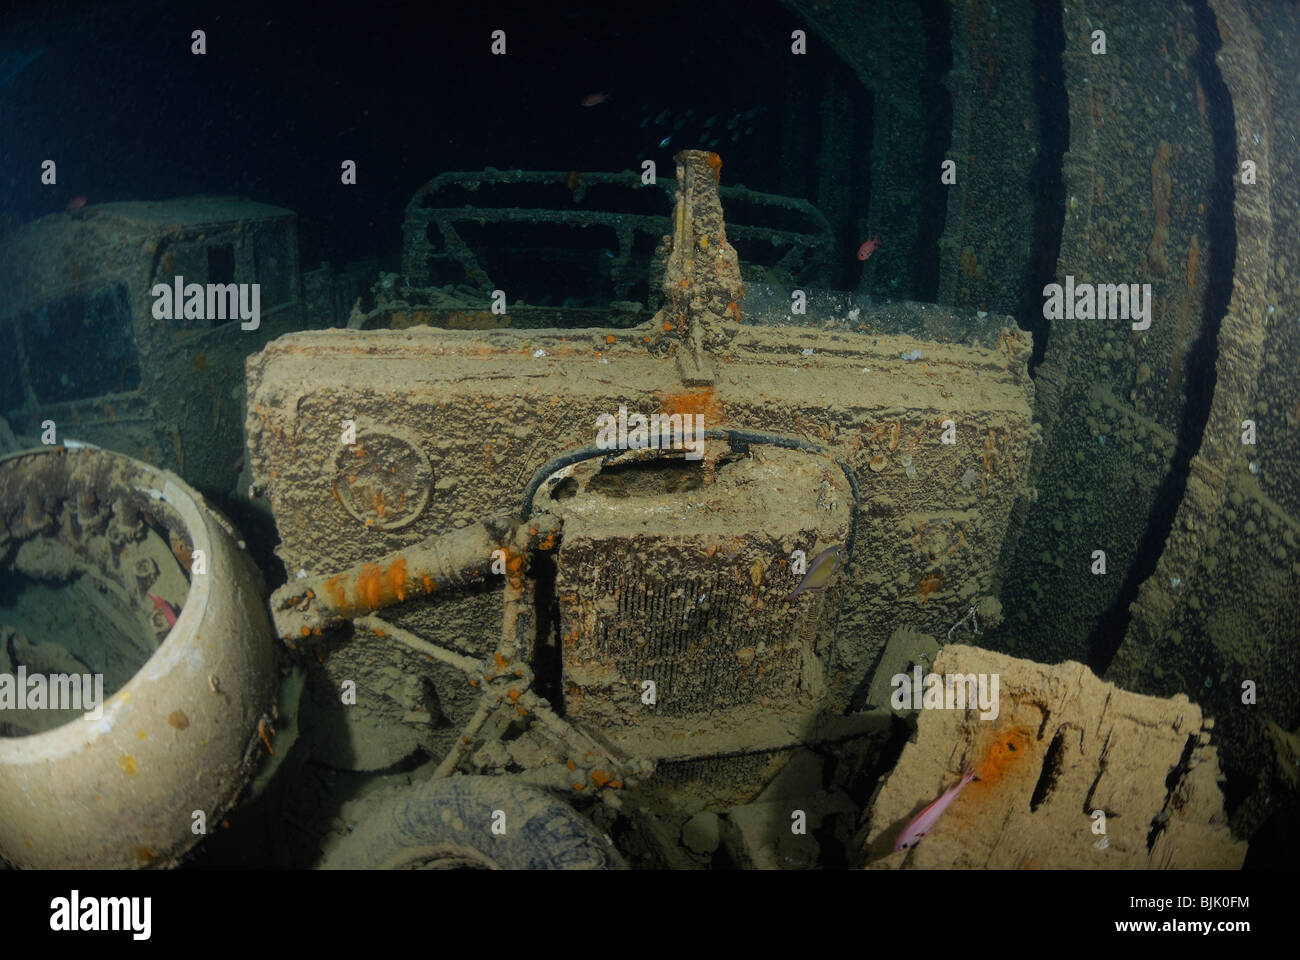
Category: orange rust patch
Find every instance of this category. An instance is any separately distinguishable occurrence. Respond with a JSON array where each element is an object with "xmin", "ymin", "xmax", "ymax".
[
  {"xmin": 975, "ymin": 725, "xmax": 1036, "ymax": 786},
  {"xmin": 326, "ymin": 575, "xmax": 347, "ymax": 609},
  {"xmin": 703, "ymin": 151, "xmax": 722, "ymax": 181},
  {"xmin": 654, "ymin": 386, "xmax": 724, "ymax": 425},
  {"xmin": 915, "ymin": 573, "xmax": 943, "ymax": 602},
  {"xmin": 387, "ymin": 556, "xmax": 408, "ymax": 602},
  {"xmin": 258, "ymin": 720, "xmax": 275, "ymax": 756},
  {"xmin": 355, "ymin": 564, "xmax": 382, "ymax": 610},
  {"xmin": 420, "ymin": 572, "xmax": 436, "ymax": 593},
  {"xmin": 169, "ymin": 533, "xmax": 193, "ymax": 572}
]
